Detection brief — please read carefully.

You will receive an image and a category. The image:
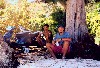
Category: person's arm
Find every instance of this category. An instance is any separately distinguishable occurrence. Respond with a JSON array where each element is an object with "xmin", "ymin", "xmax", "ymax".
[
  {"xmin": 62, "ymin": 32, "xmax": 71, "ymax": 42},
  {"xmin": 52, "ymin": 40, "xmax": 56, "ymax": 45},
  {"xmin": 56, "ymin": 32, "xmax": 71, "ymax": 42},
  {"xmin": 55, "ymin": 38, "xmax": 71, "ymax": 42},
  {"xmin": 61, "ymin": 38, "xmax": 71, "ymax": 42},
  {"xmin": 52, "ymin": 34, "xmax": 58, "ymax": 45},
  {"xmin": 55, "ymin": 38, "xmax": 61, "ymax": 42},
  {"xmin": 46, "ymin": 31, "xmax": 53, "ymax": 43},
  {"xmin": 36, "ymin": 32, "xmax": 41, "ymax": 39}
]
